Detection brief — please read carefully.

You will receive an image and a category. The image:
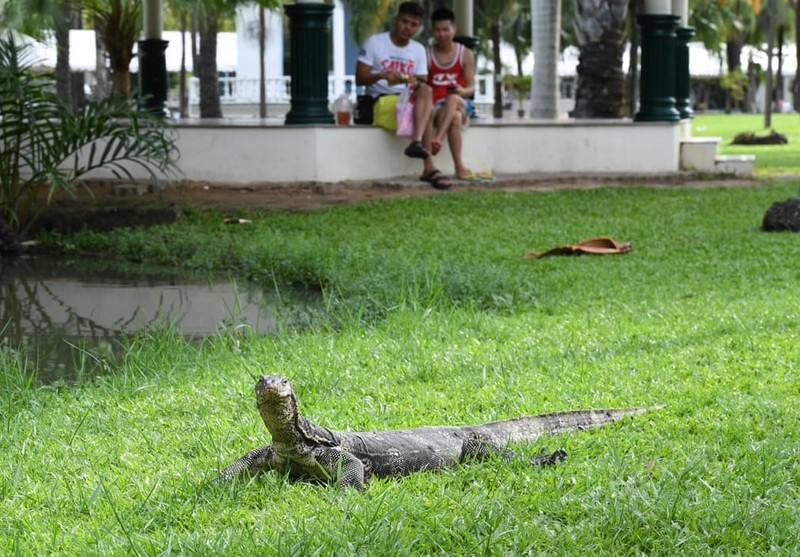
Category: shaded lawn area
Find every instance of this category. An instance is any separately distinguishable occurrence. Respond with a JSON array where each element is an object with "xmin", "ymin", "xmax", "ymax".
[{"xmin": 3, "ymin": 181, "xmax": 800, "ymax": 554}]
